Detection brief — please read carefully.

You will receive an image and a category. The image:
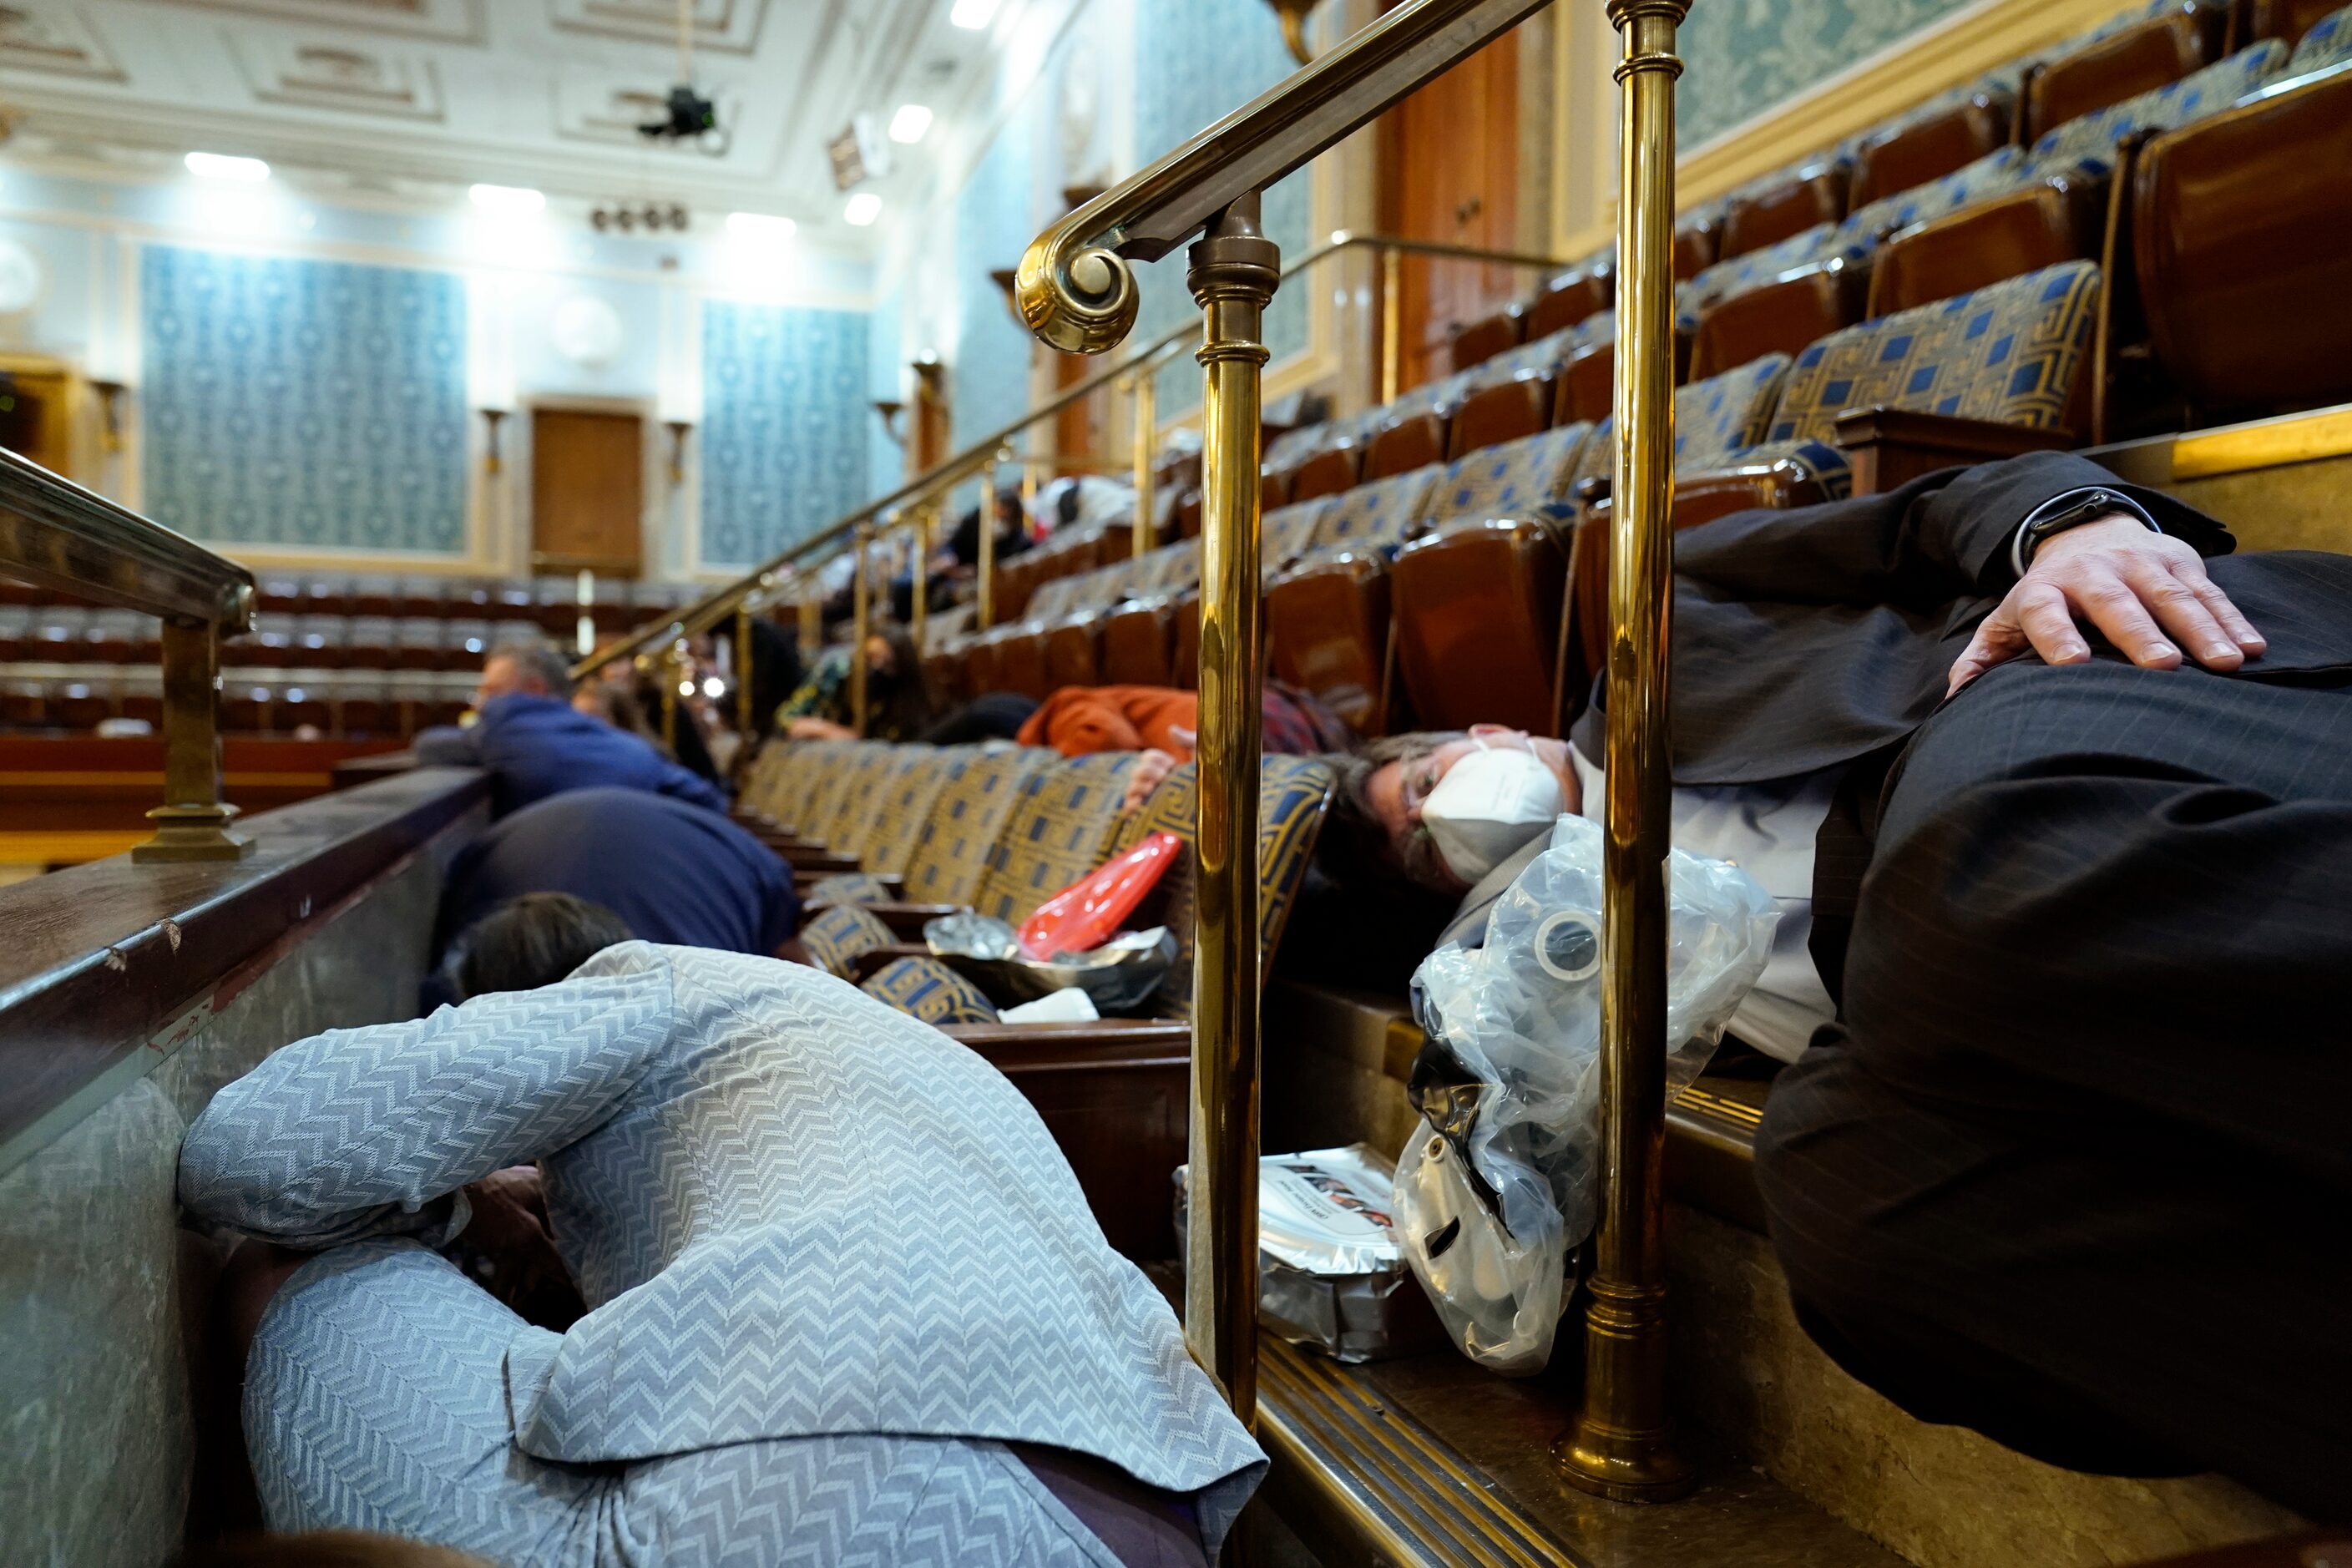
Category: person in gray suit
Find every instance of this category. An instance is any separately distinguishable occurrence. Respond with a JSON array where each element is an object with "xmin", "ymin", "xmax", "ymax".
[{"xmin": 180, "ymin": 903, "xmax": 1262, "ymax": 1567}]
